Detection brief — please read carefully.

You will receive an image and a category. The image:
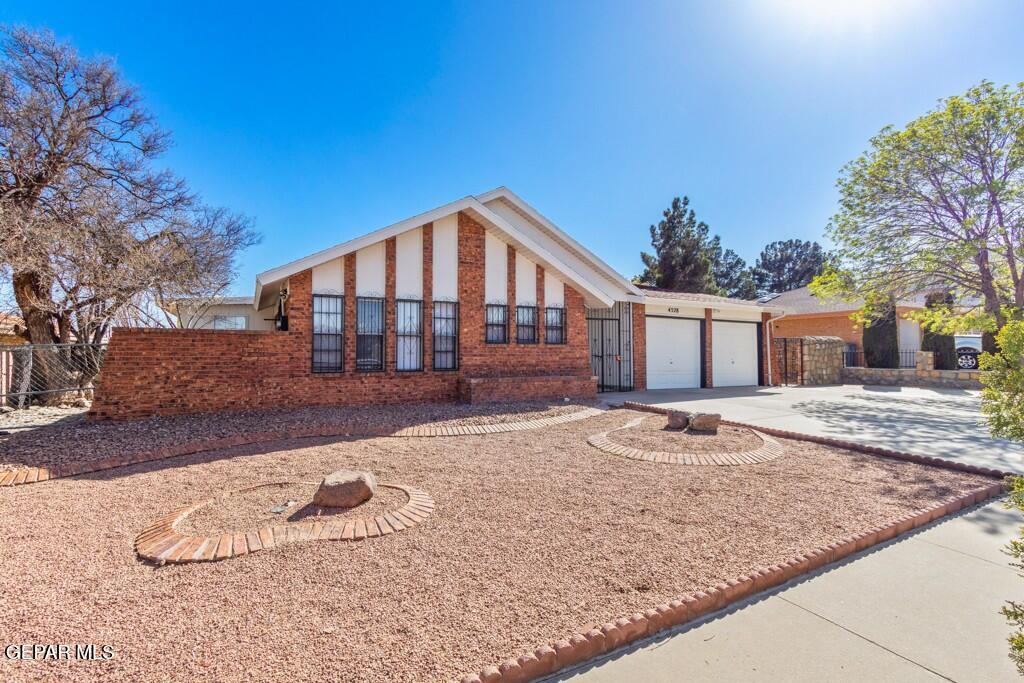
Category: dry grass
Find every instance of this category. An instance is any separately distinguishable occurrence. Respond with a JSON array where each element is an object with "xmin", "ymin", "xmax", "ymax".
[{"xmin": 0, "ymin": 408, "xmax": 992, "ymax": 682}]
